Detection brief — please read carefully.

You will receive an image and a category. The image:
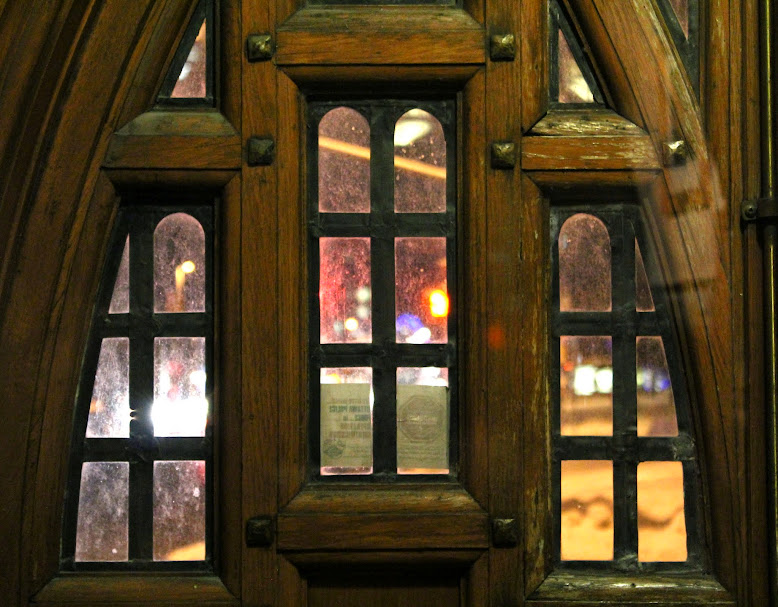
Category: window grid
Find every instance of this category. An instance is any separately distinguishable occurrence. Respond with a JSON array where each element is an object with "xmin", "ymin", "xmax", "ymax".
[
  {"xmin": 61, "ymin": 204, "xmax": 214, "ymax": 571},
  {"xmin": 550, "ymin": 205, "xmax": 704, "ymax": 571},
  {"xmin": 308, "ymin": 100, "xmax": 457, "ymax": 480}
]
